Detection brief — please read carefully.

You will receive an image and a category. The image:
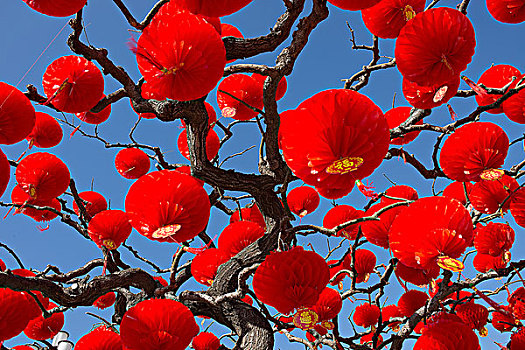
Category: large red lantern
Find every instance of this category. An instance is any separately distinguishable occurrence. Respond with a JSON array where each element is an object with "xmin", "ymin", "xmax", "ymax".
[
  {"xmin": 190, "ymin": 248, "xmax": 229, "ymax": 286},
  {"xmin": 177, "ymin": 128, "xmax": 220, "ymax": 161},
  {"xmin": 395, "ymin": 261, "xmax": 439, "ymax": 287},
  {"xmin": 286, "ymin": 186, "xmax": 320, "ymax": 217},
  {"xmin": 217, "ymin": 74, "xmax": 263, "ymax": 121},
  {"xmin": 280, "ymin": 89, "xmax": 390, "ymax": 199},
  {"xmin": 327, "ymin": 0, "xmax": 381, "ymax": 11},
  {"xmin": 43, "ymin": 56, "xmax": 104, "ymax": 113},
  {"xmin": 22, "ymin": 0, "xmax": 87, "ymax": 17},
  {"xmin": 469, "ymin": 175, "xmax": 518, "ymax": 214},
  {"xmin": 26, "ymin": 112, "xmax": 62, "ymax": 148},
  {"xmin": 192, "ymin": 332, "xmax": 220, "ymax": 350},
  {"xmin": 0, "ymin": 149, "xmax": 9, "ymax": 198},
  {"xmin": 361, "ymin": 0, "xmax": 425, "ymax": 39},
  {"xmin": 395, "ymin": 7, "xmax": 476, "ymax": 86},
  {"xmin": 125, "ymin": 170, "xmax": 211, "ymax": 243},
  {"xmin": 492, "ymin": 306, "xmax": 517, "ymax": 332},
  {"xmin": 353, "ymin": 303, "xmax": 380, "ymax": 328},
  {"xmin": 114, "ymin": 148, "xmax": 150, "ymax": 179},
  {"xmin": 75, "ymin": 325, "xmax": 123, "ymax": 350},
  {"xmin": 402, "ymin": 76, "xmax": 460, "ymax": 110},
  {"xmin": 476, "ymin": 64, "xmax": 521, "ymax": 114},
  {"xmin": 486, "ymin": 0, "xmax": 525, "ymax": 24},
  {"xmin": 322, "ymin": 205, "xmax": 363, "ymax": 240},
  {"xmin": 414, "ymin": 319, "xmax": 480, "ymax": 350},
  {"xmin": 120, "ymin": 299, "xmax": 199, "ymax": 350},
  {"xmin": 172, "ymin": 0, "xmax": 253, "ymax": 17},
  {"xmin": 389, "ymin": 196, "xmax": 473, "ymax": 271},
  {"xmin": 217, "ymin": 221, "xmax": 265, "ymax": 257},
  {"xmin": 473, "ymin": 252, "xmax": 507, "ymax": 273},
  {"xmin": 0, "ymin": 288, "xmax": 34, "ymax": 342},
  {"xmin": 439, "ymin": 122, "xmax": 509, "ymax": 182},
  {"xmin": 252, "ymin": 247, "xmax": 329, "ymax": 317},
  {"xmin": 72, "ymin": 191, "xmax": 108, "ymax": 219},
  {"xmin": 88, "ymin": 210, "xmax": 132, "ymax": 250},
  {"xmin": 23, "ymin": 302, "xmax": 64, "ymax": 341},
  {"xmin": 0, "ymin": 82, "xmax": 36, "ymax": 145},
  {"xmin": 16, "ymin": 152, "xmax": 70, "ymax": 201},
  {"xmin": 135, "ymin": 9, "xmax": 225, "ymax": 101}
]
